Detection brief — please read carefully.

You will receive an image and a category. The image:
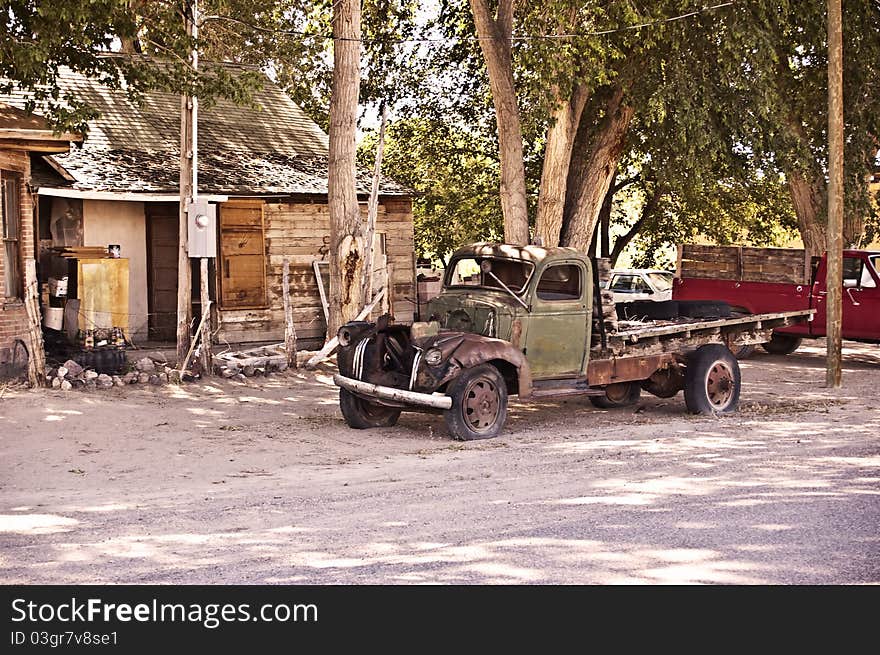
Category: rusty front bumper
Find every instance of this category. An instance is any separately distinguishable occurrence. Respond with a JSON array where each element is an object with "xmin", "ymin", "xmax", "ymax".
[{"xmin": 333, "ymin": 374, "xmax": 453, "ymax": 410}]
